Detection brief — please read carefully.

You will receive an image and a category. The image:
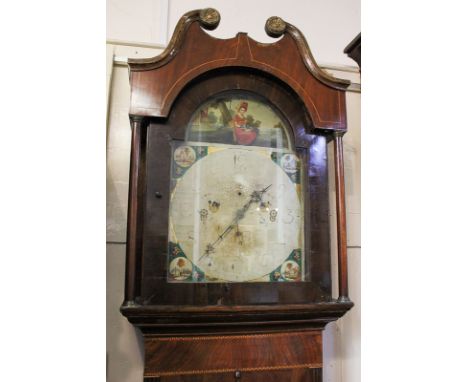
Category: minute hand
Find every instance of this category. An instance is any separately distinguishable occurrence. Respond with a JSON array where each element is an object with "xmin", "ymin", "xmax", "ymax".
[
  {"xmin": 202, "ymin": 184, "xmax": 272, "ymax": 257},
  {"xmin": 233, "ymin": 184, "xmax": 271, "ymax": 223}
]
